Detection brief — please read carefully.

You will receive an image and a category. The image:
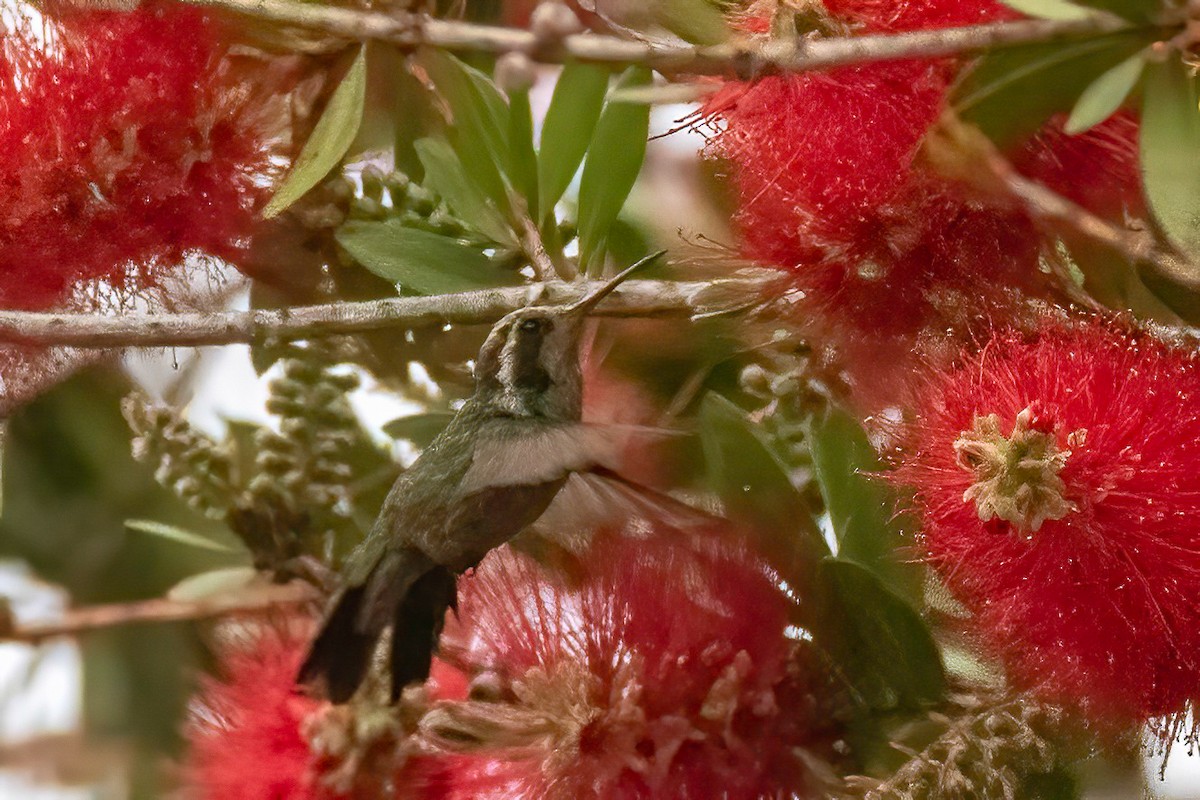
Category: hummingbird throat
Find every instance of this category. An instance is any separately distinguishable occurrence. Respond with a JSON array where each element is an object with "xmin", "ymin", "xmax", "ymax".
[{"xmin": 953, "ymin": 405, "xmax": 1079, "ymax": 534}]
